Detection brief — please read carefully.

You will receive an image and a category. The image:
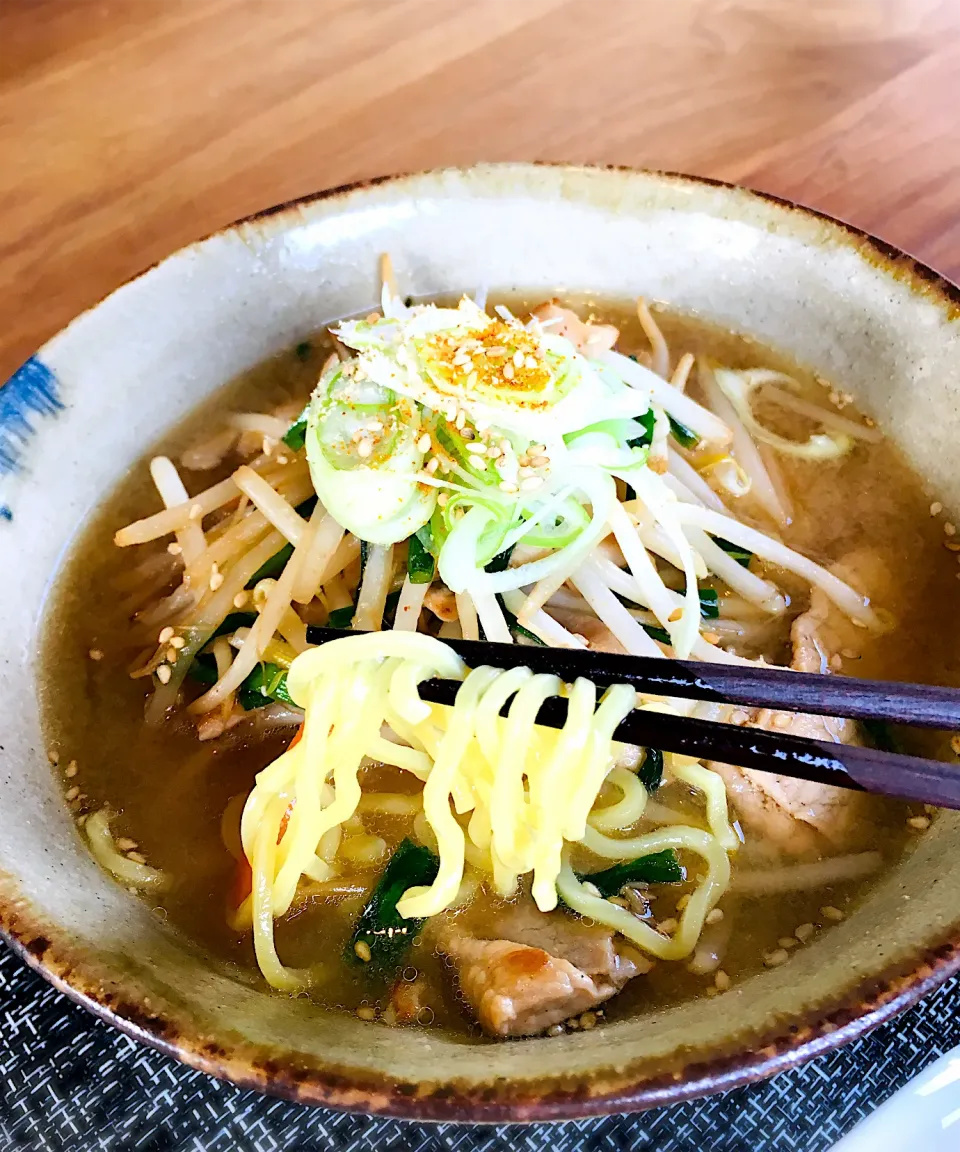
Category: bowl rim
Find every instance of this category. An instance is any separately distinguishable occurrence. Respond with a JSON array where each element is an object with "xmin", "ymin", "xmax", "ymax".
[{"xmin": 6, "ymin": 161, "xmax": 960, "ymax": 1122}]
